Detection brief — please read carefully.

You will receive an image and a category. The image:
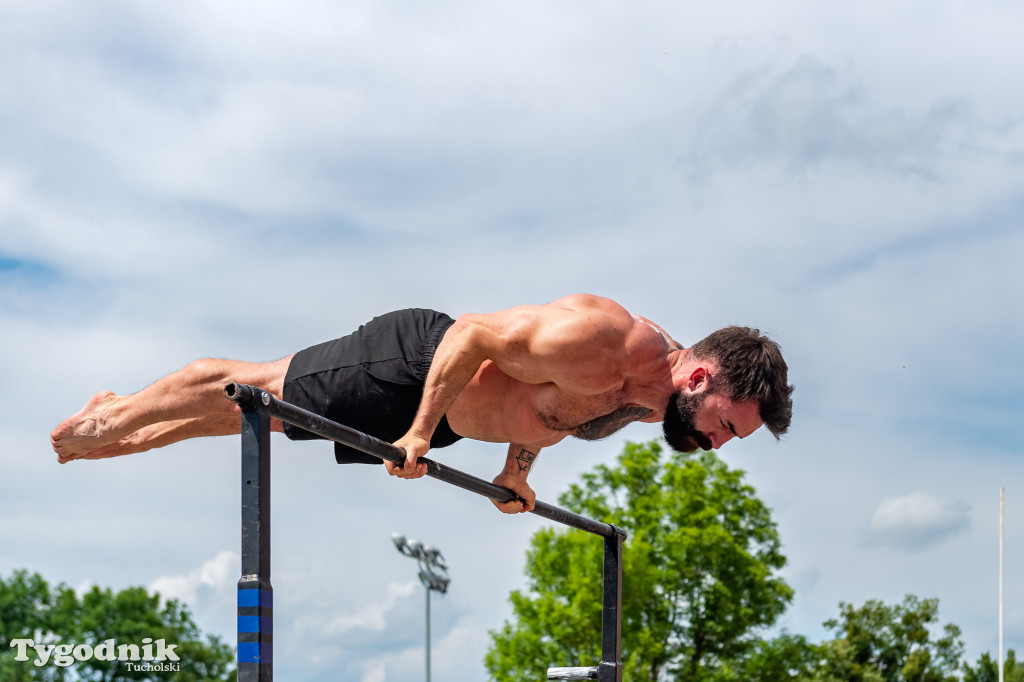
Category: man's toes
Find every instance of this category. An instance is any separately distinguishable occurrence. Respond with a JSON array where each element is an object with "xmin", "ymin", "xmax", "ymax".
[{"xmin": 50, "ymin": 421, "xmax": 72, "ymax": 441}]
